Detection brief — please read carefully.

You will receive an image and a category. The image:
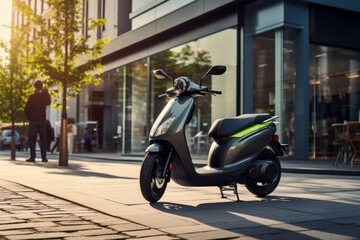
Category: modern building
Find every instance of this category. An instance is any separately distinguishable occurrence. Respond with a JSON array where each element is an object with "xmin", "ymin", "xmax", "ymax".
[{"xmin": 16, "ymin": 0, "xmax": 360, "ymax": 160}]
